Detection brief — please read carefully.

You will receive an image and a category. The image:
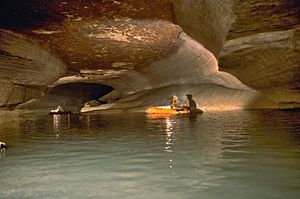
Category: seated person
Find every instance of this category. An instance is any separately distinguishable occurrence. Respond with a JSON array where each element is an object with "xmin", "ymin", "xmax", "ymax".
[
  {"xmin": 56, "ymin": 105, "xmax": 65, "ymax": 112},
  {"xmin": 170, "ymin": 95, "xmax": 183, "ymax": 110},
  {"xmin": 186, "ymin": 94, "xmax": 197, "ymax": 112}
]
